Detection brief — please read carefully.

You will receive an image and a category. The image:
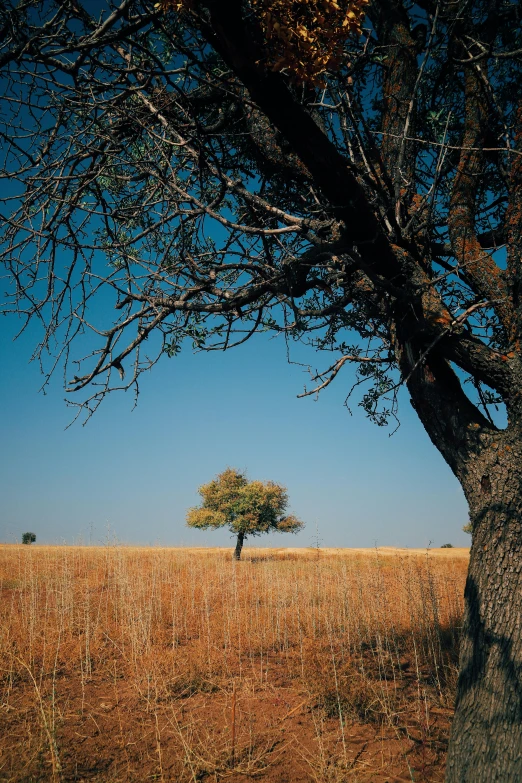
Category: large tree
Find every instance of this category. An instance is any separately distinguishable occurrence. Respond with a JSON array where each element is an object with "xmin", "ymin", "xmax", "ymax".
[{"xmin": 0, "ymin": 1, "xmax": 521, "ymax": 778}]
